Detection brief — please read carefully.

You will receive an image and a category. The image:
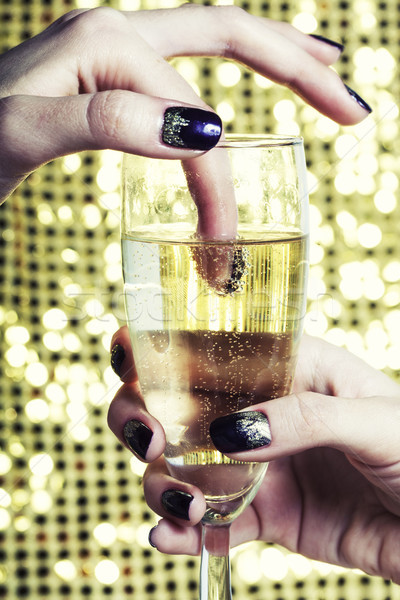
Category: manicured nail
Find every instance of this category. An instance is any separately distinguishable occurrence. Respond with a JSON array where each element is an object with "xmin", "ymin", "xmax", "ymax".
[
  {"xmin": 162, "ymin": 107, "xmax": 222, "ymax": 150},
  {"xmin": 210, "ymin": 411, "xmax": 271, "ymax": 453},
  {"xmin": 148, "ymin": 526, "xmax": 158, "ymax": 548},
  {"xmin": 123, "ymin": 419, "xmax": 153, "ymax": 460},
  {"xmin": 111, "ymin": 344, "xmax": 125, "ymax": 377},
  {"xmin": 310, "ymin": 34, "xmax": 344, "ymax": 53},
  {"xmin": 161, "ymin": 489, "xmax": 194, "ymax": 521},
  {"xmin": 345, "ymin": 84, "xmax": 372, "ymax": 113}
]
